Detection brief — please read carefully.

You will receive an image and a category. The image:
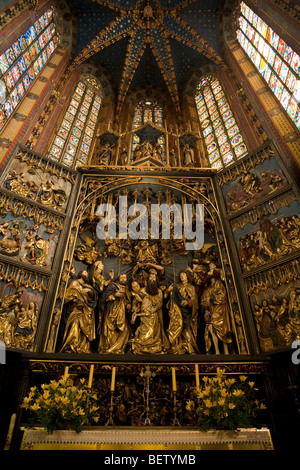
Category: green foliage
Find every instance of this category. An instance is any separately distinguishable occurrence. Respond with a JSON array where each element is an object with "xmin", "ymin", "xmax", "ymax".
[
  {"xmin": 21, "ymin": 376, "xmax": 100, "ymax": 434},
  {"xmin": 186, "ymin": 368, "xmax": 267, "ymax": 431}
]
